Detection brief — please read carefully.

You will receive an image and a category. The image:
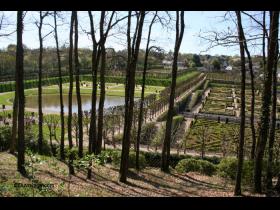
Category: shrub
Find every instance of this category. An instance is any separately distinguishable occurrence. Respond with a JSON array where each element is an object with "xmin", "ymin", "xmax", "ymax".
[
  {"xmin": 217, "ymin": 157, "xmax": 253, "ymax": 184},
  {"xmin": 0, "ymin": 125, "xmax": 12, "ymax": 151},
  {"xmin": 175, "ymin": 158, "xmax": 201, "ymax": 173},
  {"xmin": 64, "ymin": 147, "xmax": 79, "ymax": 160},
  {"xmin": 140, "ymin": 122, "xmax": 158, "ymax": 145},
  {"xmin": 24, "ymin": 126, "xmax": 52, "ymax": 156},
  {"xmin": 111, "ymin": 150, "xmax": 146, "ymax": 169},
  {"xmin": 112, "ymin": 133, "xmax": 122, "ymax": 143},
  {"xmin": 197, "ymin": 159, "xmax": 217, "ymax": 176},
  {"xmin": 175, "ymin": 158, "xmax": 217, "ymax": 176}
]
